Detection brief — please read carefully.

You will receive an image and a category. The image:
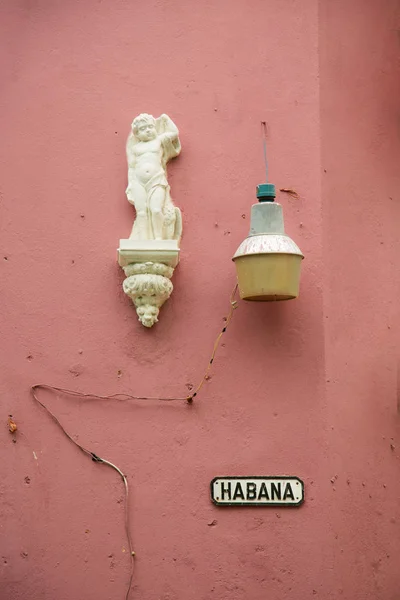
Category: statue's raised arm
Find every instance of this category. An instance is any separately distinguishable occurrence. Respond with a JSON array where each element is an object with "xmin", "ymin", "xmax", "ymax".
[{"xmin": 155, "ymin": 114, "xmax": 181, "ymax": 163}]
